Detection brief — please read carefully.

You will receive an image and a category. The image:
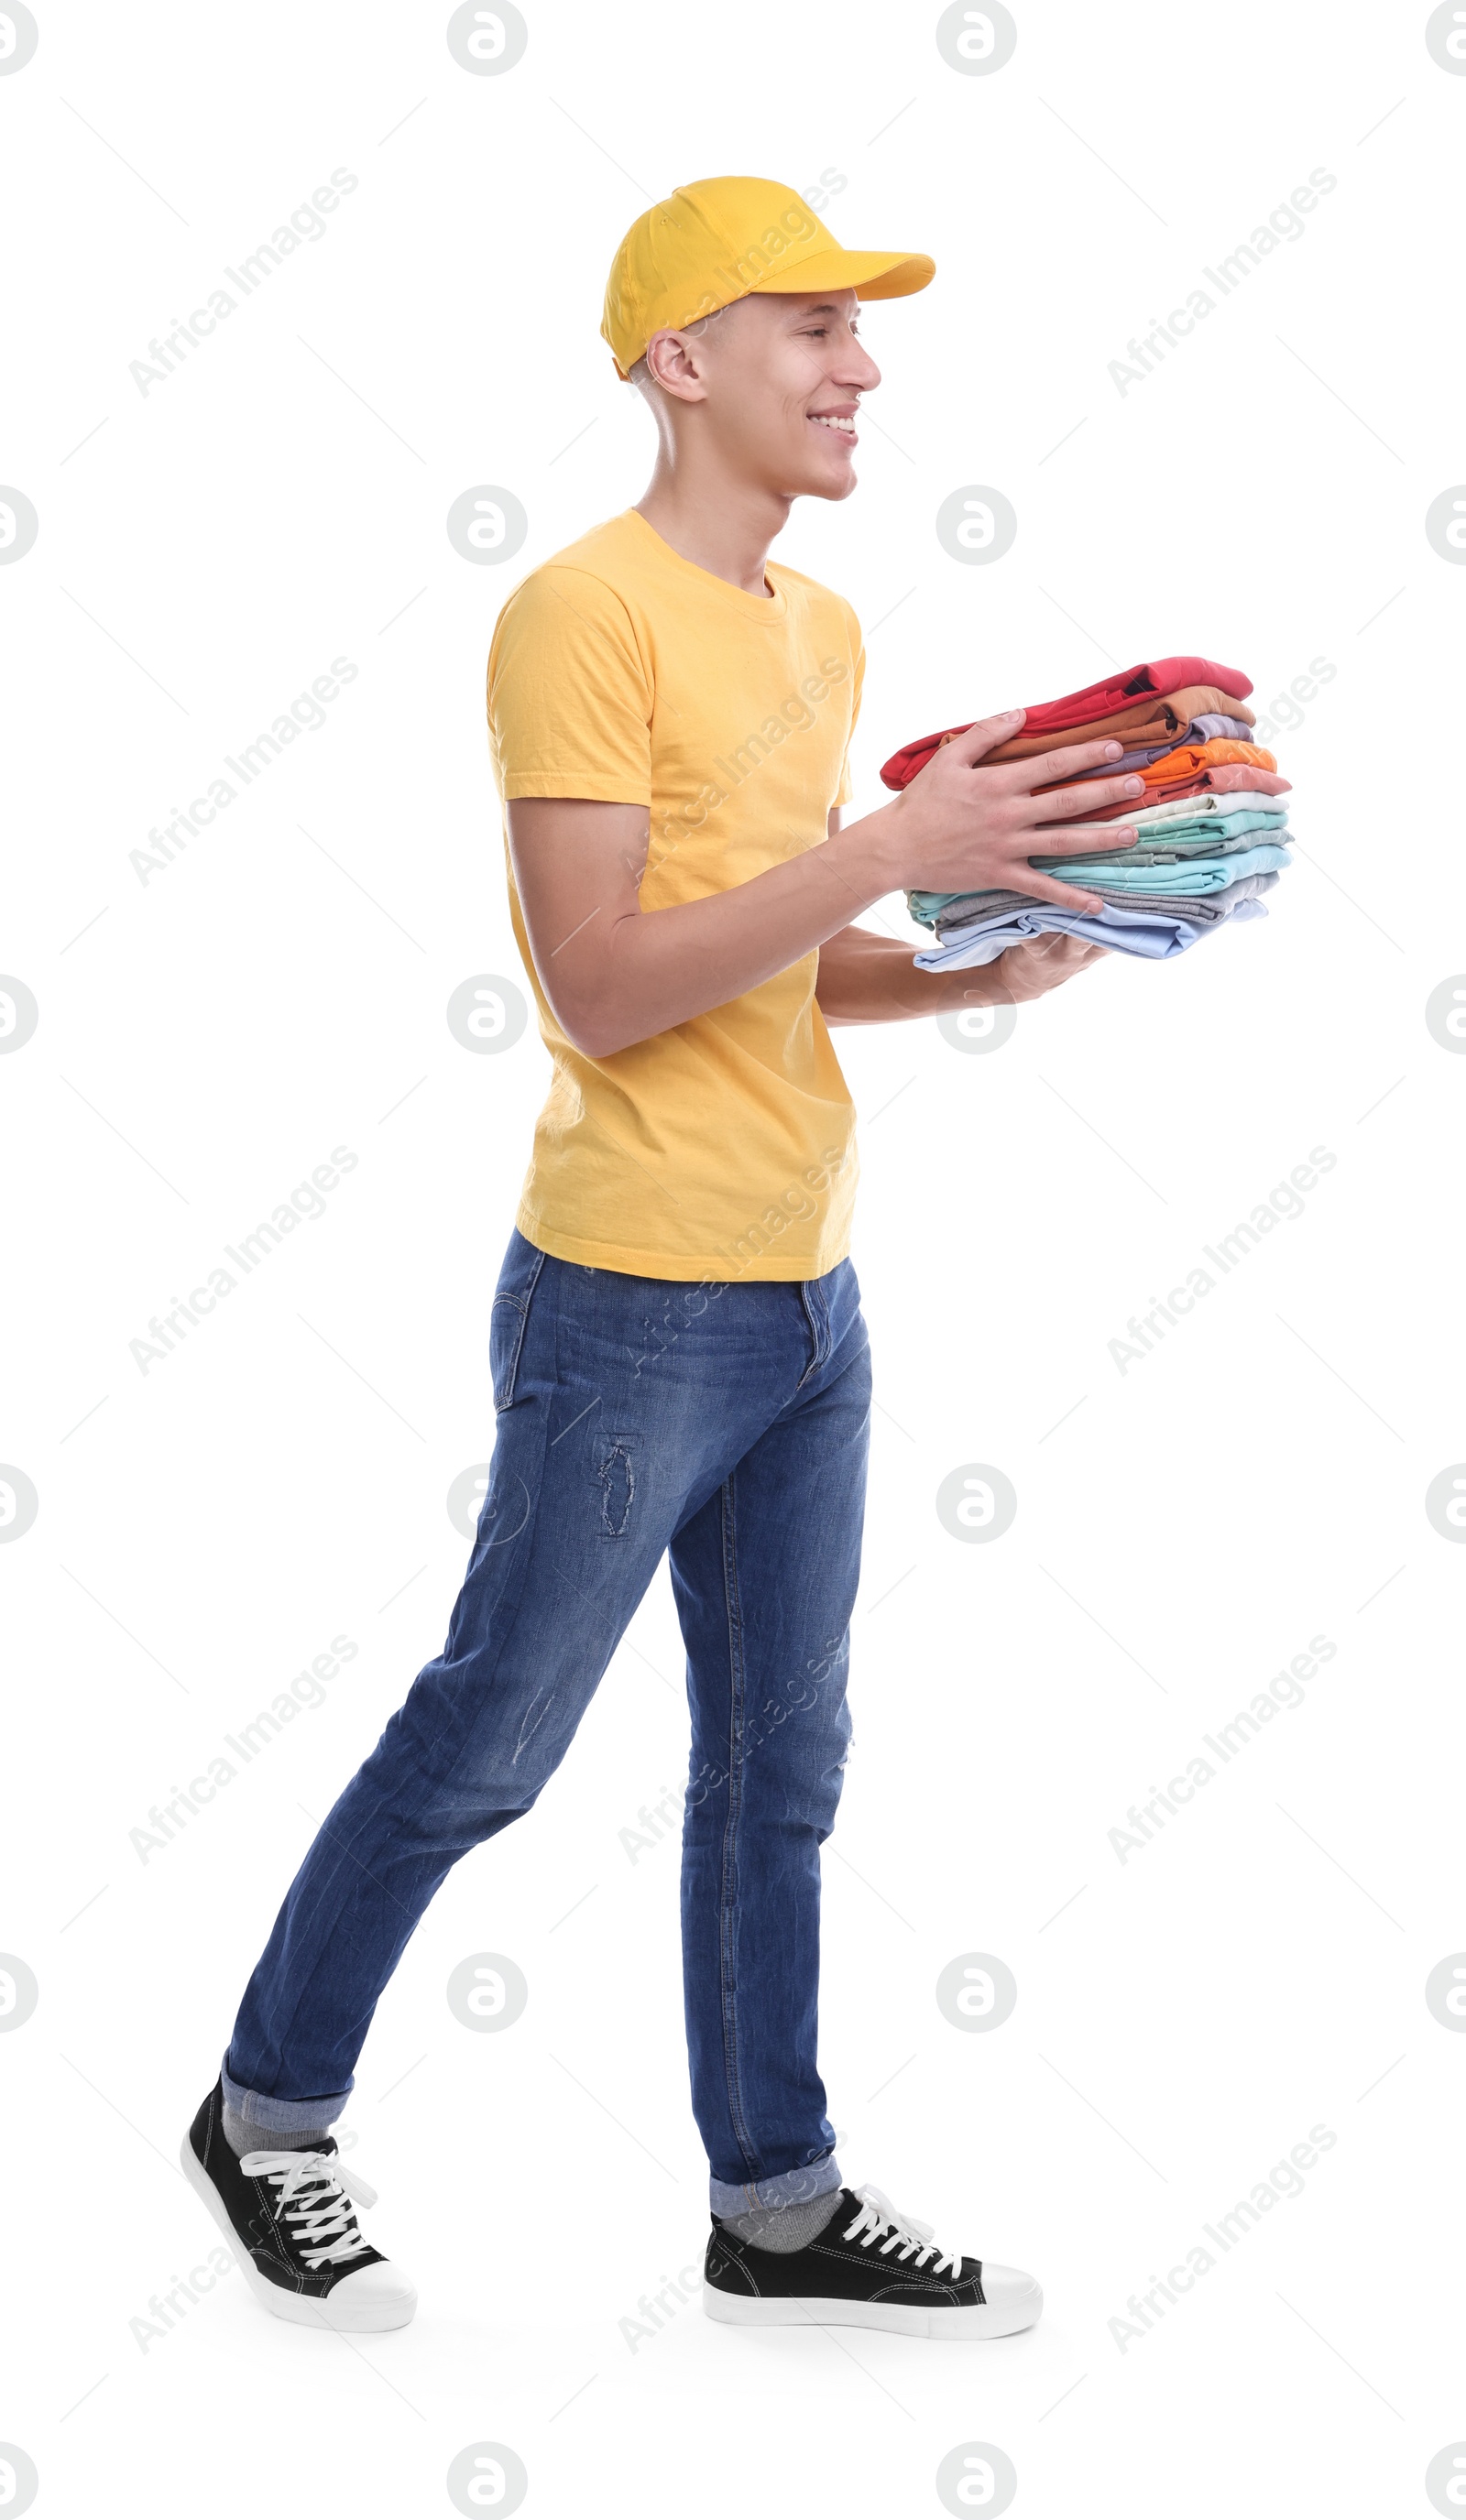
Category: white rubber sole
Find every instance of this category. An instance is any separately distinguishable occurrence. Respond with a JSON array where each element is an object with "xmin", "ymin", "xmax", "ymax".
[
  {"xmin": 703, "ymin": 2285, "xmax": 1041, "ymax": 2340},
  {"xmin": 179, "ymin": 2133, "xmax": 418, "ymax": 2332}
]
